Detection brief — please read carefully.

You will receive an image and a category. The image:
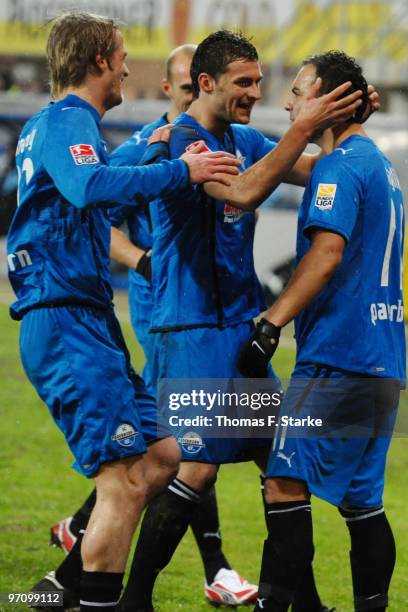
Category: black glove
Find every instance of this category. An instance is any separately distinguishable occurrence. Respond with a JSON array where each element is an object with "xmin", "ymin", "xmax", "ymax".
[
  {"xmin": 237, "ymin": 318, "xmax": 281, "ymax": 378},
  {"xmin": 135, "ymin": 249, "xmax": 152, "ymax": 282}
]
